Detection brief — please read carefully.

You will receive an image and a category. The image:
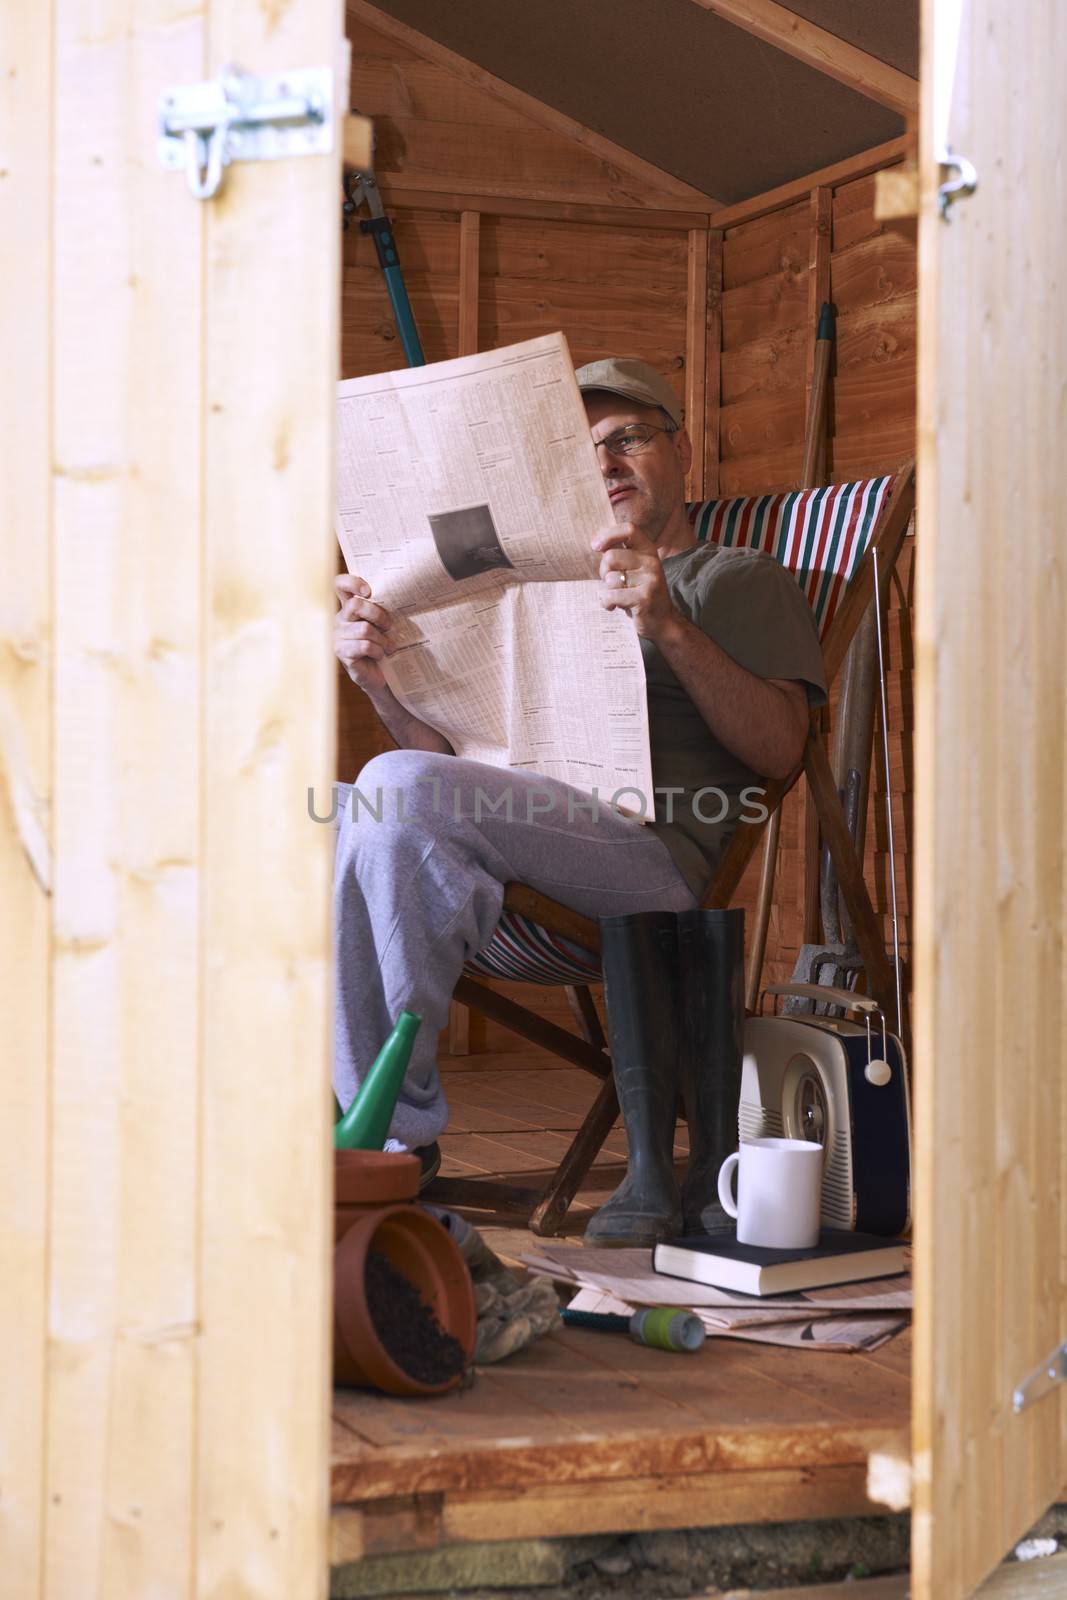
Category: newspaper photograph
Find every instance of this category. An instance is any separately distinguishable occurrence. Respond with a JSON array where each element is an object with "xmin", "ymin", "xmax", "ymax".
[{"xmin": 335, "ymin": 332, "xmax": 654, "ymax": 808}]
